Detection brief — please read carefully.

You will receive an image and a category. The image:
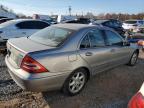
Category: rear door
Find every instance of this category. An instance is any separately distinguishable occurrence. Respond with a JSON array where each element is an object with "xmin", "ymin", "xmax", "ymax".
[
  {"xmin": 78, "ymin": 29, "xmax": 115, "ymax": 75},
  {"xmin": 104, "ymin": 30, "xmax": 131, "ymax": 65}
]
